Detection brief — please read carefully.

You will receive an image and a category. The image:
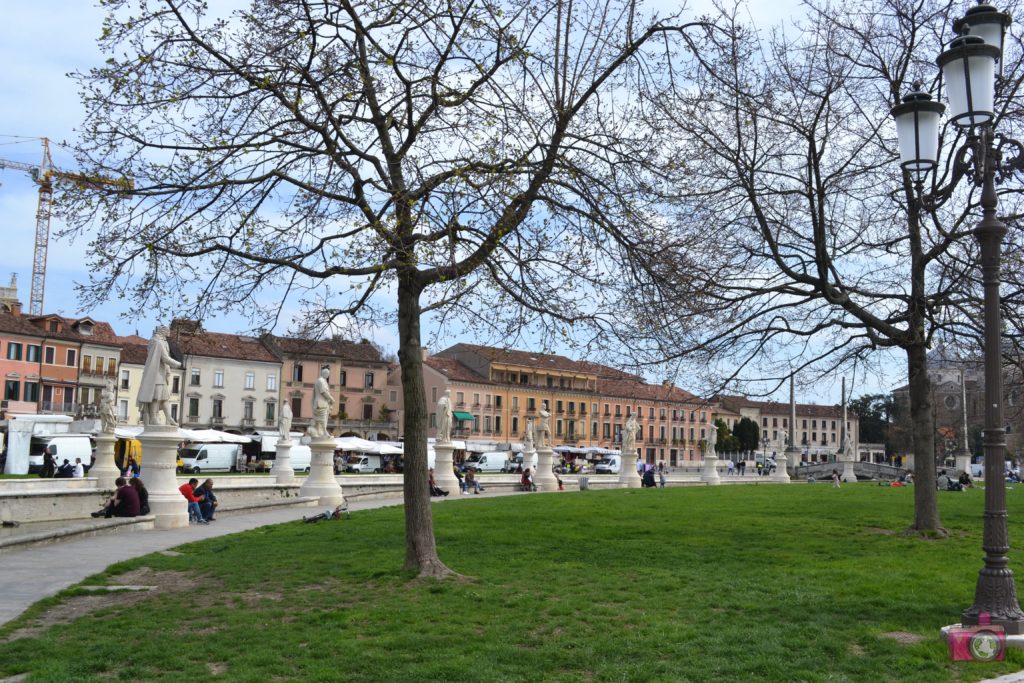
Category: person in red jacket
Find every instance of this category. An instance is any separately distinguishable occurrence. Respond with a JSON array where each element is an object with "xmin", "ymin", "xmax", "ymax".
[{"xmin": 179, "ymin": 477, "xmax": 207, "ymax": 524}]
